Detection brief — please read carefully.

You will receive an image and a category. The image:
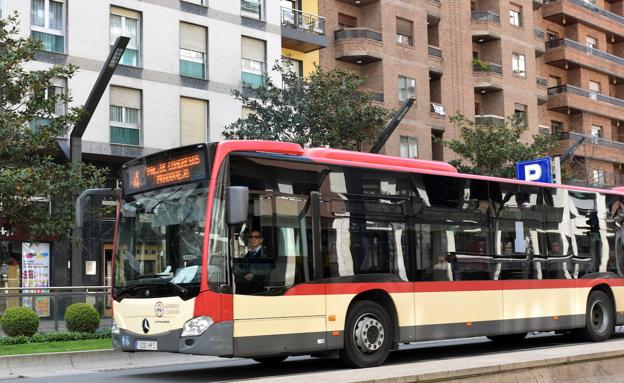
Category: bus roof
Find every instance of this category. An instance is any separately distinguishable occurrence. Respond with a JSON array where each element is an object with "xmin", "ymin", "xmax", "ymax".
[{"xmin": 215, "ymin": 141, "xmax": 624, "ymax": 197}]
